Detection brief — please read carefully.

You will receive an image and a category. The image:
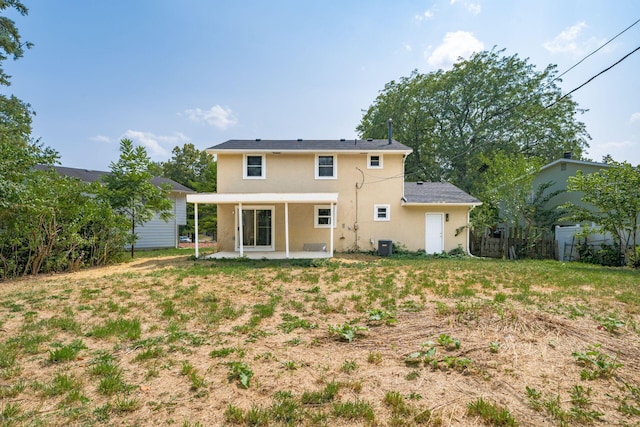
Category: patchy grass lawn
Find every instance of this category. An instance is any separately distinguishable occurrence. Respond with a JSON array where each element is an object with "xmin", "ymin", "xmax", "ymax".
[{"xmin": 0, "ymin": 254, "xmax": 639, "ymax": 426}]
